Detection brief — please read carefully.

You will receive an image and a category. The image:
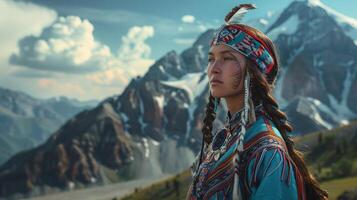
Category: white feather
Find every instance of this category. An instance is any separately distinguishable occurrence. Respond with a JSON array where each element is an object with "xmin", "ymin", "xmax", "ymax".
[{"xmin": 227, "ymin": 4, "xmax": 257, "ymax": 25}]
